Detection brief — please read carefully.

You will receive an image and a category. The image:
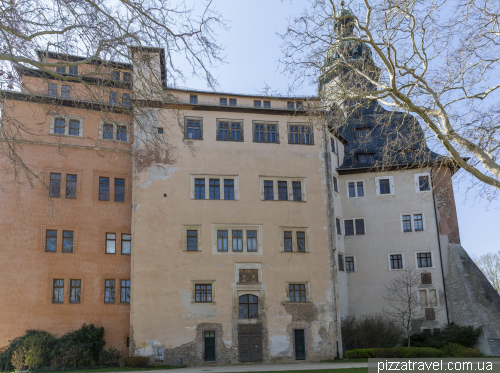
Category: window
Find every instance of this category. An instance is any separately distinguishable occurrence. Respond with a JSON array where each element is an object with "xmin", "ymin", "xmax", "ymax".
[
  {"xmin": 185, "ymin": 118, "xmax": 202, "ymax": 139},
  {"xmin": 289, "ymin": 124, "xmax": 314, "ymax": 145},
  {"xmin": 195, "ymin": 179, "xmax": 205, "ymax": 199},
  {"xmin": 229, "ymin": 98, "xmax": 237, "ymax": 106},
  {"xmin": 69, "ymin": 66, "xmax": 78, "ymax": 75},
  {"xmin": 106, "ymin": 233, "xmax": 116, "ymax": 254},
  {"xmin": 263, "ymin": 101, "xmax": 271, "ymax": 108},
  {"xmin": 345, "ymin": 257, "xmax": 355, "ymax": 271},
  {"xmin": 105, "ymin": 280, "xmax": 115, "ymax": 303},
  {"xmin": 414, "ymin": 214, "xmax": 423, "ymax": 231},
  {"xmin": 109, "ymin": 92, "xmax": 117, "ymax": 105},
  {"xmin": 56, "ymin": 66, "xmax": 66, "ymax": 74},
  {"xmin": 122, "ymin": 93, "xmax": 130, "ymax": 107},
  {"xmin": 292, "ymin": 182, "xmax": 302, "ymax": 201},
  {"xmin": 121, "ymin": 234, "xmax": 131, "ymax": 255},
  {"xmin": 297, "ymin": 232, "xmax": 305, "ymax": 252},
  {"xmin": 191, "ymin": 175, "xmax": 239, "ymax": 200},
  {"xmin": 70, "ymin": 279, "xmax": 81, "ymax": 303},
  {"xmin": 45, "ymin": 230, "xmax": 57, "ymax": 252},
  {"xmin": 220, "ymin": 98, "xmax": 227, "ymax": 106},
  {"xmin": 224, "ymin": 179, "xmax": 234, "ymax": 200},
  {"xmin": 247, "ymin": 231, "xmax": 257, "ymax": 252},
  {"xmin": 379, "ymin": 179, "xmax": 390, "ymax": 194},
  {"xmin": 232, "ymin": 230, "xmax": 243, "ymax": 252},
  {"xmin": 284, "ymin": 231, "xmax": 292, "ymax": 252},
  {"xmin": 355, "ymin": 219, "xmax": 365, "ymax": 235},
  {"xmin": 289, "ymin": 284, "xmax": 306, "ymax": 302},
  {"xmin": 61, "ymin": 85, "xmax": 70, "ymax": 98},
  {"xmin": 261, "ymin": 177, "xmax": 305, "ymax": 201},
  {"xmin": 344, "ymin": 220, "xmax": 354, "ymax": 236},
  {"xmin": 344, "ymin": 218, "xmax": 365, "ymax": 235},
  {"xmin": 49, "ymin": 173, "xmax": 61, "ymax": 197},
  {"xmin": 190, "ymin": 95, "xmax": 198, "ymax": 104},
  {"xmin": 254, "ymin": 100, "xmax": 261, "ymax": 108},
  {"xmin": 419, "ymin": 289, "xmax": 438, "ymax": 307},
  {"xmin": 48, "ymin": 84, "xmax": 58, "ymax": 97},
  {"xmin": 66, "ymin": 174, "xmax": 77, "ymax": 198},
  {"xmin": 402, "ymin": 215, "xmax": 412, "ymax": 232},
  {"xmin": 348, "ymin": 182, "xmax": 355, "ymax": 197},
  {"xmin": 390, "ymin": 254, "xmax": 404, "ymax": 270},
  {"xmin": 103, "ymin": 124, "xmax": 113, "ymax": 140},
  {"xmin": 417, "ymin": 252, "xmax": 432, "ymax": 268},
  {"xmin": 253, "ymin": 122, "xmax": 279, "ymax": 143},
  {"xmin": 418, "ymin": 175, "xmax": 431, "ymax": 191},
  {"xmin": 195, "ymin": 284, "xmax": 212, "ymax": 302},
  {"xmin": 278, "ymin": 181, "xmax": 288, "ymax": 201},
  {"xmin": 157, "ymin": 127, "xmax": 164, "ymax": 134},
  {"xmin": 99, "ymin": 177, "xmax": 110, "ymax": 201},
  {"xmin": 280, "ymin": 228, "xmax": 309, "ymax": 252},
  {"xmin": 331, "ymin": 138, "xmax": 336, "ymax": 153},
  {"xmin": 120, "ymin": 280, "xmax": 130, "ymax": 303},
  {"xmin": 287, "ymin": 101, "xmax": 295, "ymax": 110},
  {"xmin": 239, "ymin": 294, "xmax": 258, "ymax": 319},
  {"xmin": 209, "ymin": 179, "xmax": 220, "ymax": 200},
  {"xmin": 358, "ymin": 154, "xmax": 375, "ymax": 163},
  {"xmin": 336, "ymin": 218, "xmax": 341, "ymax": 235},
  {"xmin": 187, "ymin": 230, "xmax": 198, "ymax": 251},
  {"xmin": 375, "ymin": 176, "xmax": 394, "ymax": 196},
  {"xmin": 112, "ymin": 71, "xmax": 120, "ymax": 80},
  {"xmin": 264, "ymin": 180, "xmax": 274, "ymax": 200},
  {"xmin": 53, "ymin": 279, "xmax": 64, "ymax": 303},
  {"xmin": 333, "ymin": 176, "xmax": 338, "ymax": 193},
  {"xmin": 338, "ymin": 253, "xmax": 344, "ymax": 271},
  {"xmin": 217, "ymin": 230, "xmax": 228, "ymax": 252},
  {"xmin": 296, "ymin": 102, "xmax": 303, "ymax": 109},
  {"xmin": 68, "ymin": 120, "xmax": 80, "ymax": 136},
  {"xmin": 356, "ymin": 128, "xmax": 369, "ymax": 138},
  {"xmin": 357, "ymin": 182, "xmax": 364, "ymax": 197},
  {"xmin": 217, "ymin": 120, "xmax": 243, "ymax": 141},
  {"xmin": 116, "ymin": 126, "xmax": 127, "ymax": 142},
  {"xmin": 62, "ymin": 230, "xmax": 74, "ymax": 253},
  {"xmin": 123, "ymin": 72, "xmax": 131, "ymax": 82},
  {"xmin": 401, "ymin": 213, "xmax": 424, "ymax": 232},
  {"xmin": 54, "ymin": 118, "xmax": 65, "ymax": 134}
]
